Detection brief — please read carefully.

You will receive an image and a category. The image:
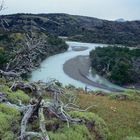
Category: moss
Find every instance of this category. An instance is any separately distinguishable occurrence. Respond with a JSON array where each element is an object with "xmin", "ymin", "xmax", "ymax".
[
  {"xmin": 110, "ymin": 90, "xmax": 140, "ymax": 101},
  {"xmin": 0, "ymin": 112, "xmax": 12, "ymax": 134},
  {"xmin": 8, "ymin": 90, "xmax": 30, "ymax": 104},
  {"xmin": 78, "ymin": 93, "xmax": 140, "ymax": 140},
  {"xmin": 0, "ymin": 112, "xmax": 19, "ymax": 139},
  {"xmin": 124, "ymin": 137, "xmax": 140, "ymax": 140},
  {"xmin": 2, "ymin": 131, "xmax": 16, "ymax": 140},
  {"xmin": 124, "ymin": 89, "xmax": 140, "ymax": 95},
  {"xmin": 0, "ymin": 78, "xmax": 7, "ymax": 84},
  {"xmin": 48, "ymin": 124, "xmax": 91, "ymax": 140},
  {"xmin": 0, "ymin": 86, "xmax": 30, "ymax": 104},
  {"xmin": 0, "ymin": 103, "xmax": 20, "ymax": 117},
  {"xmin": 0, "ymin": 104, "xmax": 20, "ymax": 139},
  {"xmin": 69, "ymin": 111, "xmax": 110, "ymax": 140},
  {"xmin": 110, "ymin": 93, "xmax": 135, "ymax": 101},
  {"xmin": 46, "ymin": 118, "xmax": 58, "ymax": 125}
]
